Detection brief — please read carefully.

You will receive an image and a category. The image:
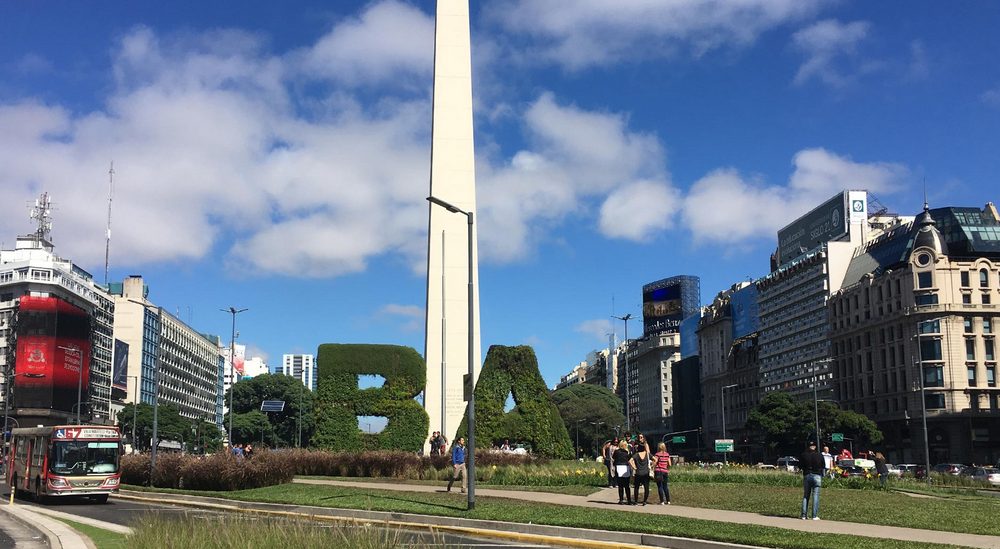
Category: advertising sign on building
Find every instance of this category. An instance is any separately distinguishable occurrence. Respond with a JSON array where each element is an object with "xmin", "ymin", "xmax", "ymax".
[
  {"xmin": 679, "ymin": 312, "xmax": 701, "ymax": 359},
  {"xmin": 642, "ymin": 276, "xmax": 700, "ymax": 337},
  {"xmin": 776, "ymin": 192, "xmax": 849, "ymax": 267},
  {"xmin": 847, "ymin": 190, "xmax": 868, "ymax": 223},
  {"xmin": 730, "ymin": 284, "xmax": 760, "ymax": 339},
  {"xmin": 112, "ymin": 339, "xmax": 129, "ymax": 391},
  {"xmin": 14, "ymin": 296, "xmax": 92, "ymax": 412}
]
